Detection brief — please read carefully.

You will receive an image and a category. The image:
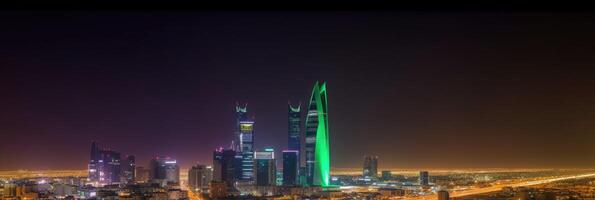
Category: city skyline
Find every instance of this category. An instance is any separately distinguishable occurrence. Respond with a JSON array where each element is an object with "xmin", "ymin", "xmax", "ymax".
[{"xmin": 4, "ymin": 12, "xmax": 595, "ymax": 171}]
